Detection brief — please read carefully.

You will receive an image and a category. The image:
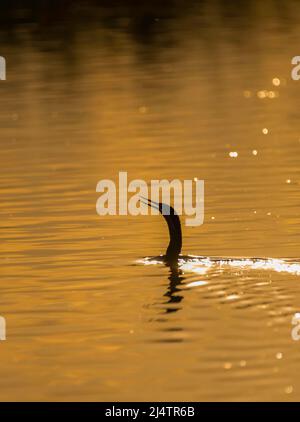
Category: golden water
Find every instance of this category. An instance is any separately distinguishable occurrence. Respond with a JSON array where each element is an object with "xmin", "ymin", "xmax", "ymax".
[{"xmin": 1, "ymin": 2, "xmax": 300, "ymax": 401}]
